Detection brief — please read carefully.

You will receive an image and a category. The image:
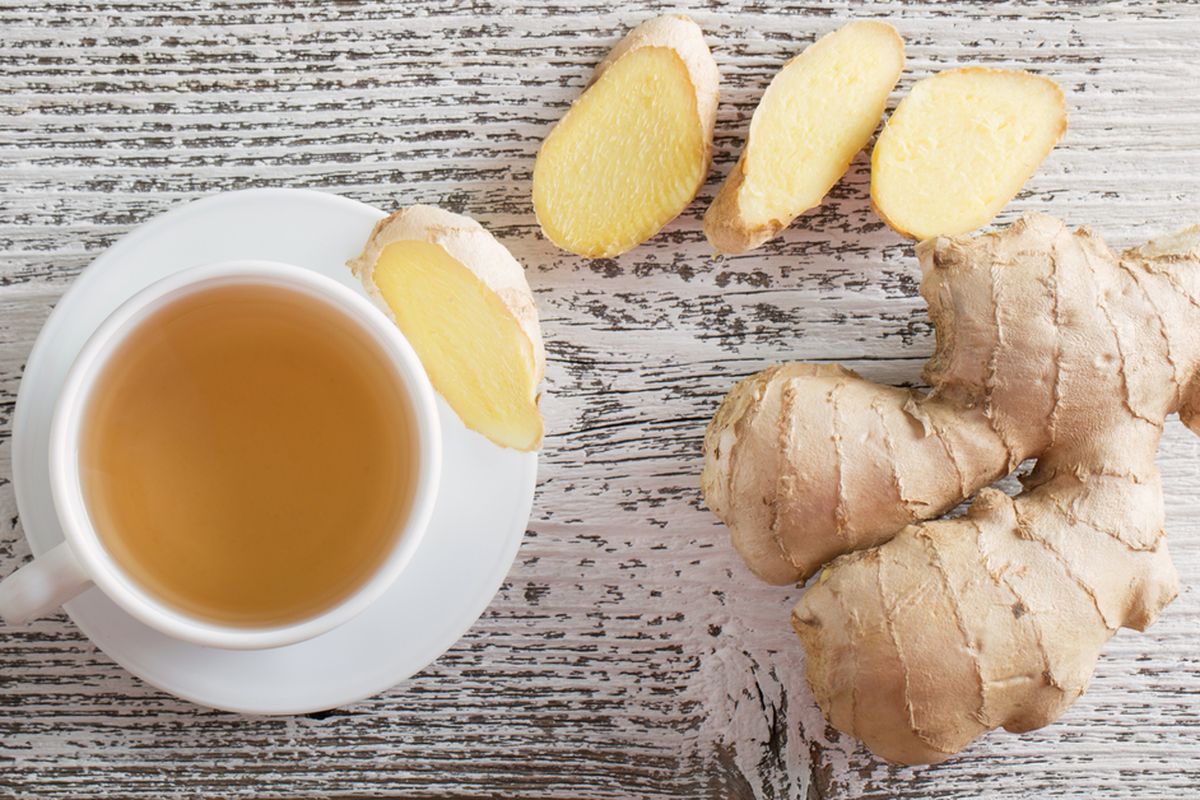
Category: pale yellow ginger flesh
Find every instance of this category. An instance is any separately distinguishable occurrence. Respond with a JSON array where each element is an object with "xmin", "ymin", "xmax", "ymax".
[
  {"xmin": 704, "ymin": 21, "xmax": 904, "ymax": 253},
  {"xmin": 534, "ymin": 47, "xmax": 704, "ymax": 257},
  {"xmin": 702, "ymin": 214, "xmax": 1200, "ymax": 763},
  {"xmin": 871, "ymin": 68, "xmax": 1066, "ymax": 240},
  {"xmin": 372, "ymin": 242, "xmax": 542, "ymax": 451},
  {"xmin": 533, "ymin": 16, "xmax": 717, "ymax": 258},
  {"xmin": 348, "ymin": 205, "xmax": 545, "ymax": 452}
]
